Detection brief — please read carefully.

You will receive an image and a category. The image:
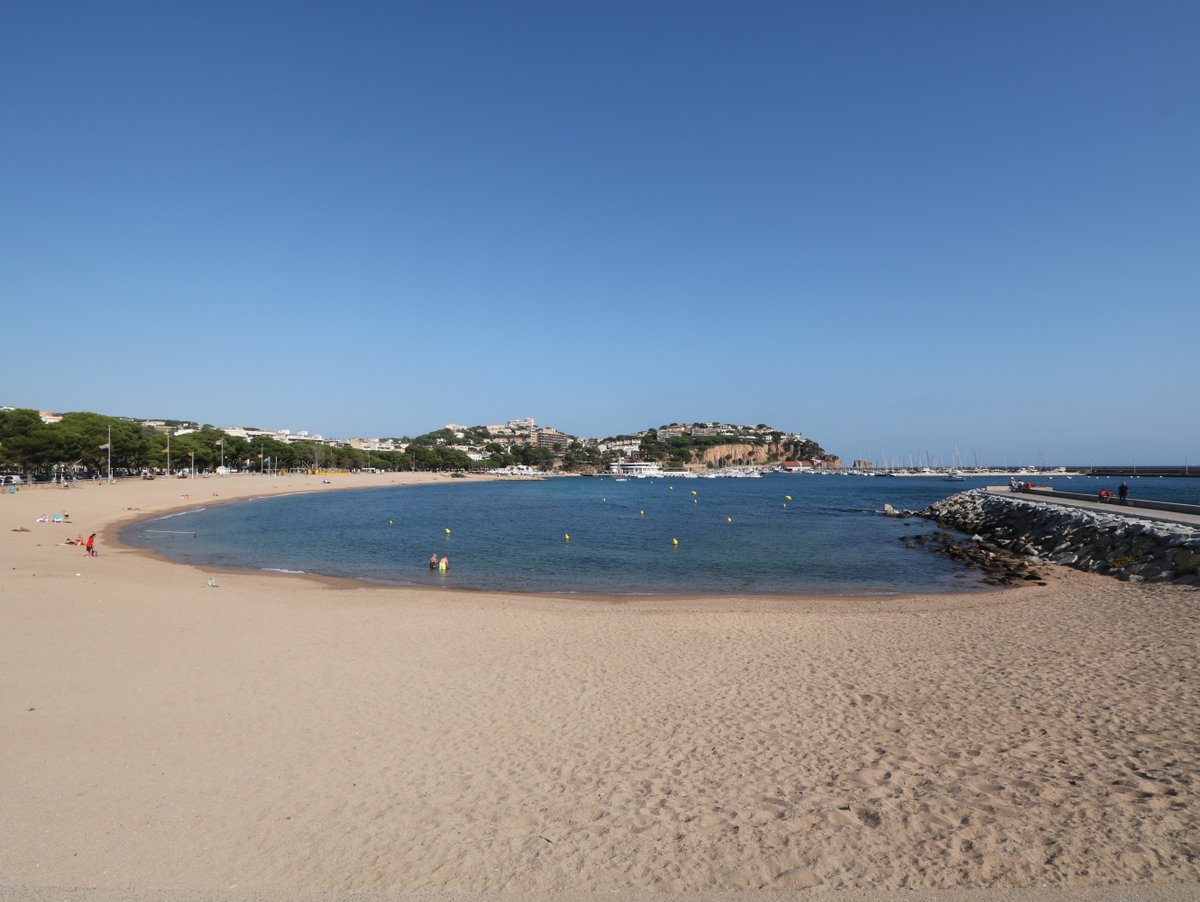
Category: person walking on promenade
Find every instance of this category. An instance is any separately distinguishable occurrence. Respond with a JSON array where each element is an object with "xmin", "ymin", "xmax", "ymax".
[
  {"xmin": 1119, "ymin": 482, "xmax": 1129, "ymax": 504},
  {"xmin": 84, "ymin": 533, "xmax": 96, "ymax": 557}
]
